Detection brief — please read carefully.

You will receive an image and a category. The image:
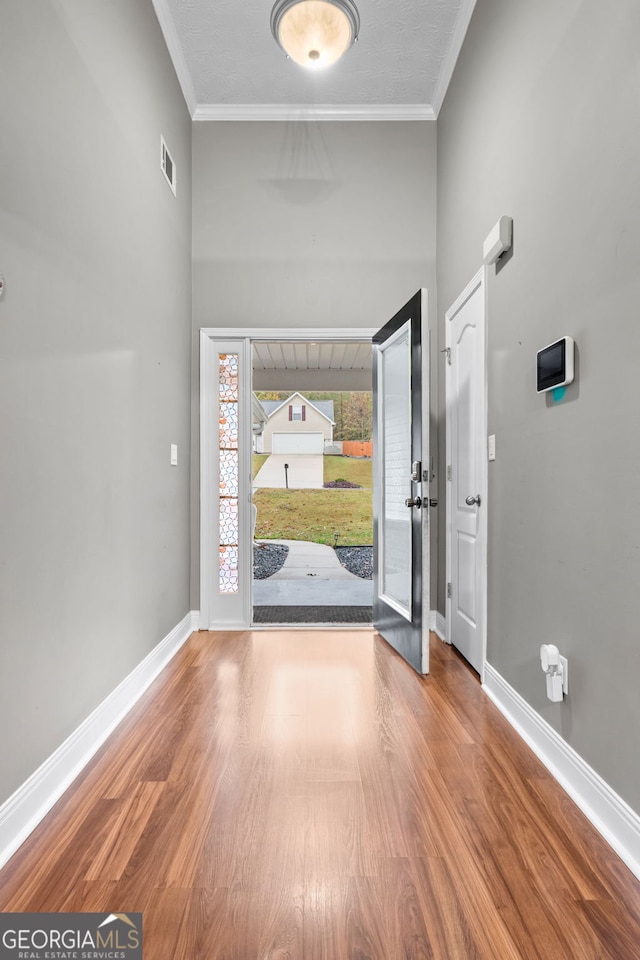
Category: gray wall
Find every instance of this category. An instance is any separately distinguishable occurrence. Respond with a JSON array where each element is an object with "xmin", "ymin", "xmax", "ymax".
[
  {"xmin": 437, "ymin": 0, "xmax": 640, "ymax": 812},
  {"xmin": 0, "ymin": 0, "xmax": 192, "ymax": 804},
  {"xmin": 191, "ymin": 121, "xmax": 437, "ymax": 606}
]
